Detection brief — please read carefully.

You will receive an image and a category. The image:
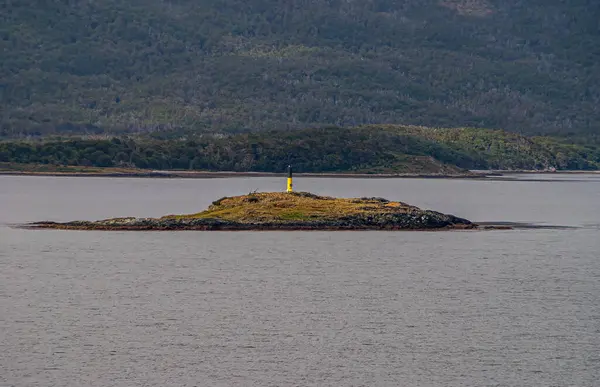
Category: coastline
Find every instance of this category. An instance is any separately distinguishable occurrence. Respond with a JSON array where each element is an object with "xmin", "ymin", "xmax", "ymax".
[
  {"xmin": 2, "ymin": 171, "xmax": 598, "ymax": 180},
  {"xmin": 23, "ymin": 221, "xmax": 480, "ymax": 231},
  {"xmin": 1, "ymin": 164, "xmax": 597, "ymax": 180},
  {"xmin": 0, "ymin": 170, "xmax": 489, "ymax": 179}
]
